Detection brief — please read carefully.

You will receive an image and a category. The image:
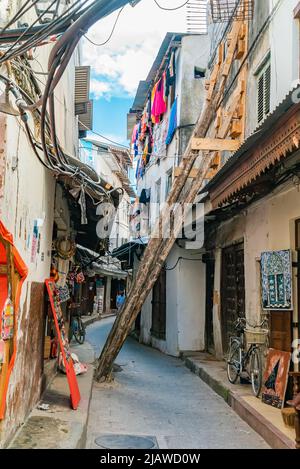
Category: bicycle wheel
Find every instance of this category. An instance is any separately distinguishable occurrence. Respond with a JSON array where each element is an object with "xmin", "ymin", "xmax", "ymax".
[
  {"xmin": 73, "ymin": 318, "xmax": 86, "ymax": 345},
  {"xmin": 250, "ymin": 347, "xmax": 262, "ymax": 397},
  {"xmin": 227, "ymin": 340, "xmax": 240, "ymax": 384}
]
